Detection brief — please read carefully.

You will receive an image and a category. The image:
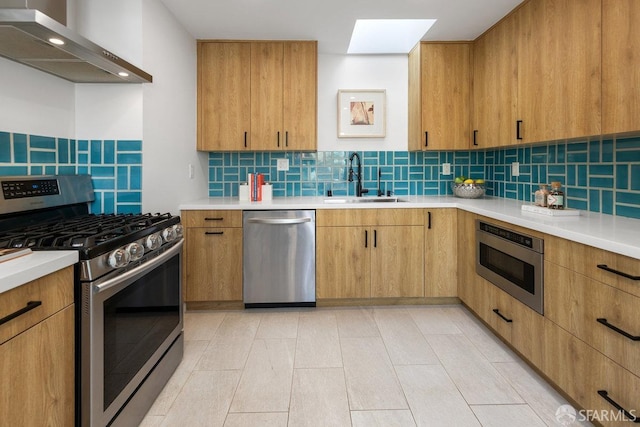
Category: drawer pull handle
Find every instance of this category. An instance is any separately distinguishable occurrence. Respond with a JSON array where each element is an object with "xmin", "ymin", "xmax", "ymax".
[
  {"xmin": 0, "ymin": 301, "xmax": 42, "ymax": 326},
  {"xmin": 597, "ymin": 390, "xmax": 639, "ymax": 423},
  {"xmin": 597, "ymin": 264, "xmax": 640, "ymax": 281},
  {"xmin": 597, "ymin": 318, "xmax": 640, "ymax": 341},
  {"xmin": 365, "ymin": 230, "xmax": 368, "ymax": 248},
  {"xmin": 493, "ymin": 309, "xmax": 513, "ymax": 323},
  {"xmin": 204, "ymin": 217, "xmax": 224, "ymax": 221},
  {"xmin": 205, "ymin": 231, "xmax": 224, "ymax": 235}
]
